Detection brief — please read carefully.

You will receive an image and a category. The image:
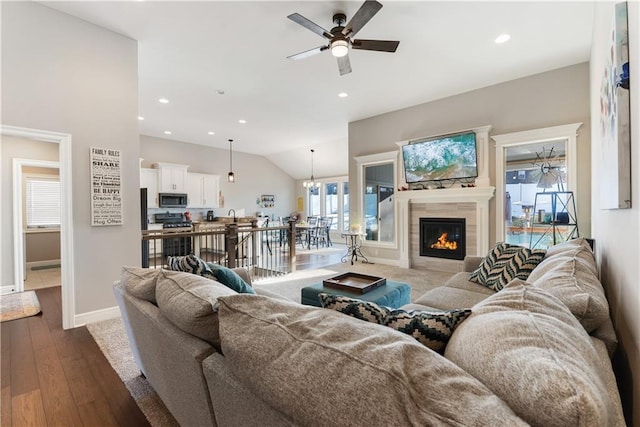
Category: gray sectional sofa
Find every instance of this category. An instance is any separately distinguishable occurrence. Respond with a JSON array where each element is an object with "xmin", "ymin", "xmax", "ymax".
[{"xmin": 113, "ymin": 238, "xmax": 625, "ymax": 426}]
